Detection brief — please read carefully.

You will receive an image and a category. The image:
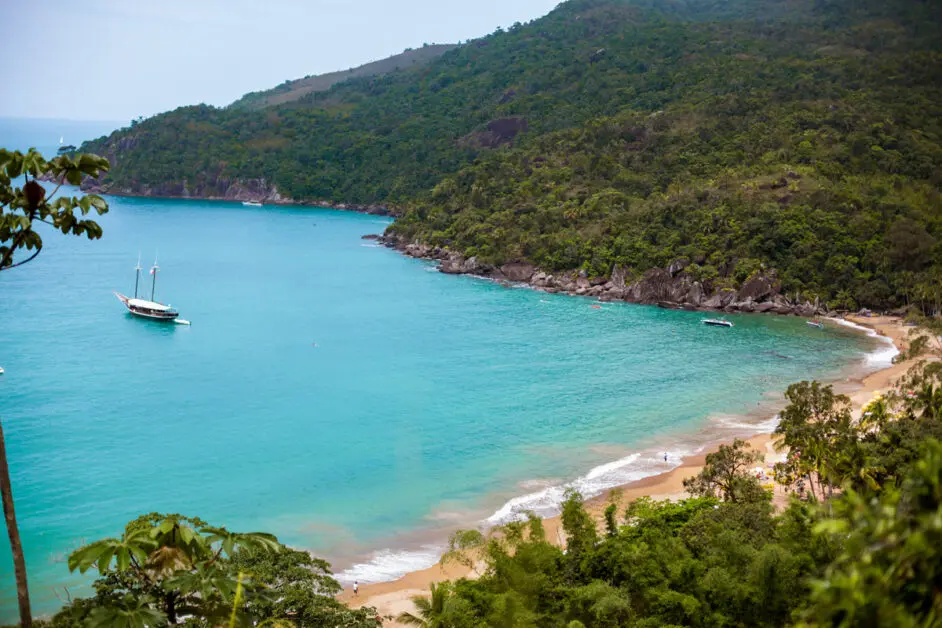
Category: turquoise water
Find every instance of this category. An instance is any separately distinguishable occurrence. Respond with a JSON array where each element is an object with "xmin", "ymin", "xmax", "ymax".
[{"xmin": 0, "ymin": 126, "xmax": 883, "ymax": 621}]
